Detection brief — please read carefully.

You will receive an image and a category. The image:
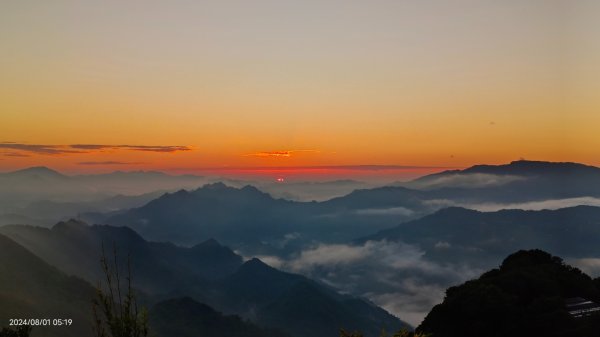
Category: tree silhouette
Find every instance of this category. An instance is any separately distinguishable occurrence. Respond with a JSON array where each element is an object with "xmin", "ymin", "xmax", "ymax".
[
  {"xmin": 0, "ymin": 326, "xmax": 31, "ymax": 337},
  {"xmin": 339, "ymin": 328, "xmax": 430, "ymax": 337},
  {"xmin": 92, "ymin": 244, "xmax": 148, "ymax": 337}
]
